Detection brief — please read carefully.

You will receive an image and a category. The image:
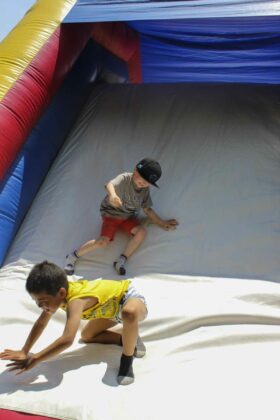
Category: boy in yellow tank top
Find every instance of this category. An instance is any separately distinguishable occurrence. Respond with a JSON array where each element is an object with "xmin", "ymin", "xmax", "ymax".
[{"xmin": 0, "ymin": 261, "xmax": 147, "ymax": 385}]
